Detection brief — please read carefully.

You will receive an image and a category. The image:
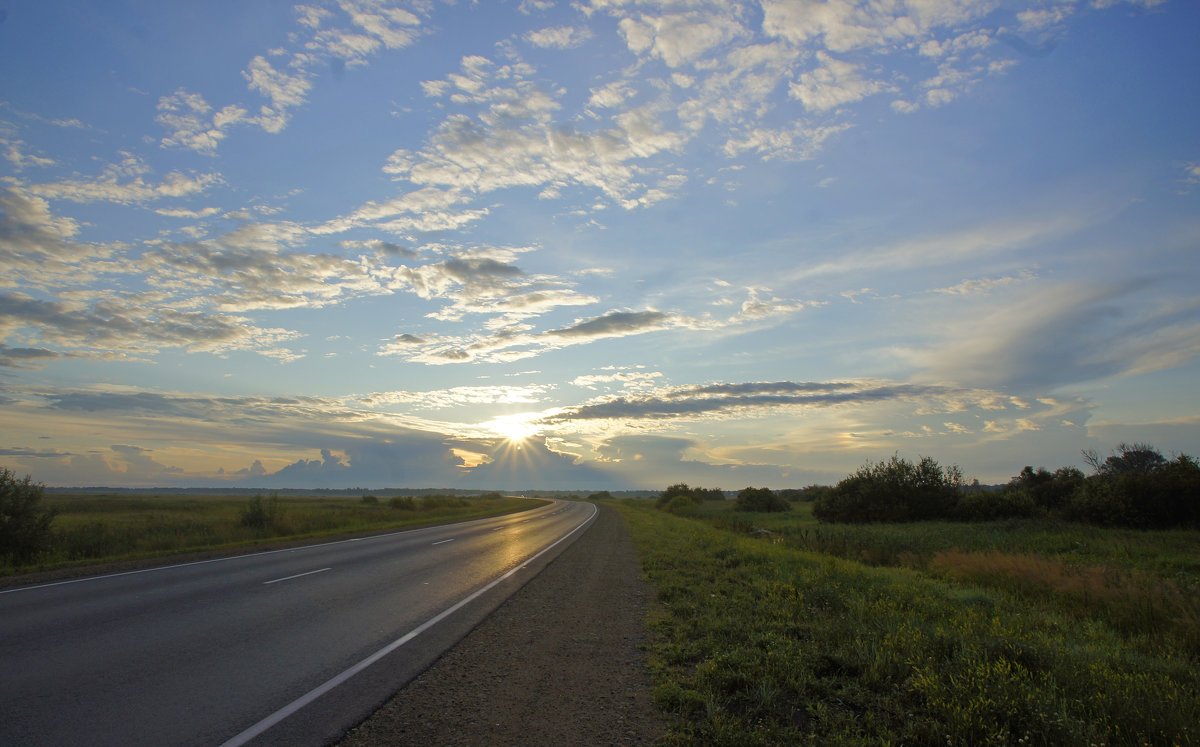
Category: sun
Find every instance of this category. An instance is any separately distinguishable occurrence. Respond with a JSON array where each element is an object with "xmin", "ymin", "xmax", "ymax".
[{"xmin": 488, "ymin": 415, "xmax": 539, "ymax": 448}]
